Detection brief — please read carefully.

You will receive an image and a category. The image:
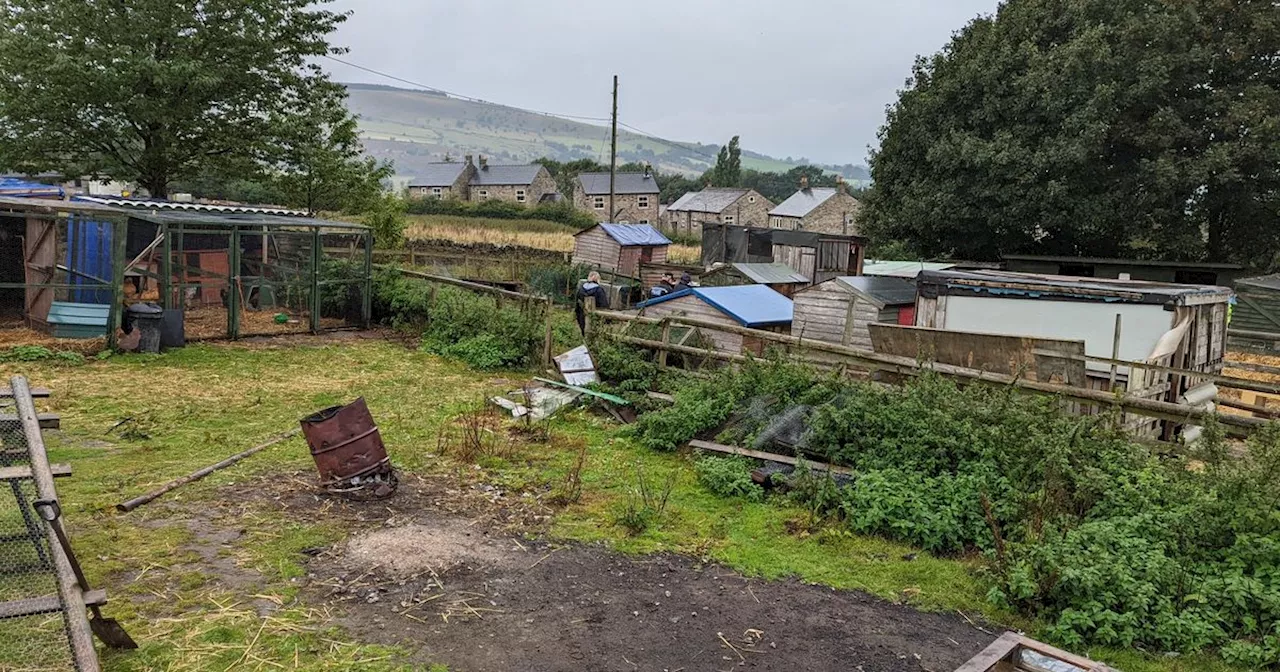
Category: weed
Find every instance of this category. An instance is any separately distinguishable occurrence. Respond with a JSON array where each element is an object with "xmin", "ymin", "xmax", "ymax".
[
  {"xmin": 613, "ymin": 462, "xmax": 676, "ymax": 535},
  {"xmin": 438, "ymin": 403, "xmax": 517, "ymax": 463},
  {"xmin": 0, "ymin": 345, "xmax": 85, "ymax": 365},
  {"xmin": 694, "ymin": 454, "xmax": 763, "ymax": 502},
  {"xmin": 549, "ymin": 436, "xmax": 589, "ymax": 506}
]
